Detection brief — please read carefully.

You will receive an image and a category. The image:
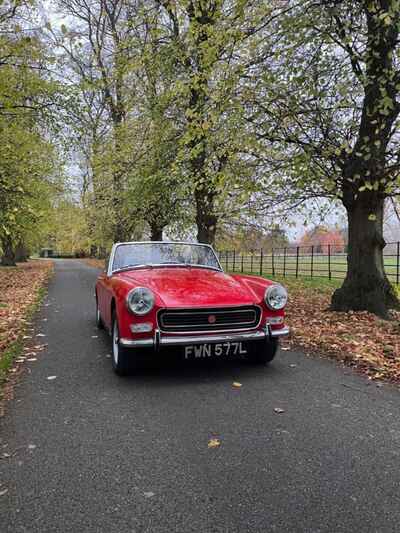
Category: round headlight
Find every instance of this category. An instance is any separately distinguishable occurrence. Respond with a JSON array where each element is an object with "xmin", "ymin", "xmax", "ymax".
[
  {"xmin": 264, "ymin": 284, "xmax": 288, "ymax": 310},
  {"xmin": 126, "ymin": 287, "xmax": 155, "ymax": 315}
]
